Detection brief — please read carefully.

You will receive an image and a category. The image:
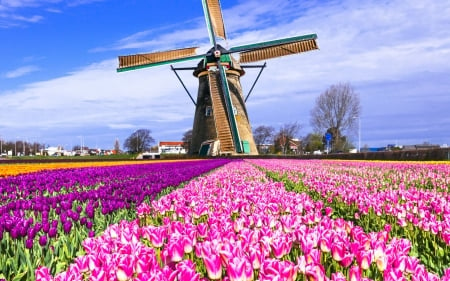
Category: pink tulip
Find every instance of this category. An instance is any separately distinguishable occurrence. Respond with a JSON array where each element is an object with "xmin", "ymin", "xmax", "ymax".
[
  {"xmin": 167, "ymin": 239, "xmax": 184, "ymax": 262},
  {"xmin": 90, "ymin": 268, "xmax": 108, "ymax": 281},
  {"xmin": 442, "ymin": 269, "xmax": 450, "ymax": 281},
  {"xmin": 339, "ymin": 252, "xmax": 354, "ymax": 268},
  {"xmin": 176, "ymin": 260, "xmax": 202, "ymax": 281},
  {"xmin": 116, "ymin": 256, "xmax": 134, "ymax": 281},
  {"xmin": 142, "ymin": 226, "xmax": 166, "ymax": 248},
  {"xmin": 249, "ymin": 246, "xmax": 264, "ymax": 270},
  {"xmin": 297, "ymin": 255, "xmax": 307, "ymax": 274},
  {"xmin": 35, "ymin": 266, "xmax": 53, "ymax": 281},
  {"xmin": 394, "ymin": 255, "xmax": 407, "ymax": 272},
  {"xmin": 383, "ymin": 267, "xmax": 405, "ymax": 281},
  {"xmin": 271, "ymin": 236, "xmax": 290, "ymax": 259},
  {"xmin": 197, "ymin": 222, "xmax": 208, "ymax": 238},
  {"xmin": 305, "ymin": 263, "xmax": 325, "ymax": 281},
  {"xmin": 259, "ymin": 259, "xmax": 297, "ymax": 281},
  {"xmin": 75, "ymin": 255, "xmax": 89, "ymax": 273},
  {"xmin": 349, "ymin": 265, "xmax": 361, "ymax": 281},
  {"xmin": 376, "ymin": 254, "xmax": 388, "ymax": 272},
  {"xmin": 203, "ymin": 253, "xmax": 222, "ymax": 280},
  {"xmin": 331, "ymin": 272, "xmax": 347, "ymax": 281},
  {"xmin": 181, "ymin": 234, "xmax": 195, "ymax": 254},
  {"xmin": 405, "ymin": 256, "xmax": 420, "ymax": 274},
  {"xmin": 325, "ymin": 206, "xmax": 333, "ymax": 216},
  {"xmin": 319, "ymin": 236, "xmax": 331, "ymax": 253},
  {"xmin": 226, "ymin": 257, "xmax": 247, "ymax": 281},
  {"xmin": 355, "ymin": 250, "xmax": 371, "ymax": 270},
  {"xmin": 305, "ymin": 249, "xmax": 321, "ymax": 264},
  {"xmin": 331, "ymin": 242, "xmax": 345, "ymax": 262}
]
